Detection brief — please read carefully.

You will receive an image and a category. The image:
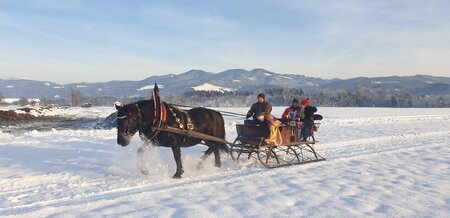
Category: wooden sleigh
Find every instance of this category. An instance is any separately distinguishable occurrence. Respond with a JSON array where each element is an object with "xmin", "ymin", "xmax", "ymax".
[{"xmin": 153, "ymin": 121, "xmax": 325, "ymax": 168}]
